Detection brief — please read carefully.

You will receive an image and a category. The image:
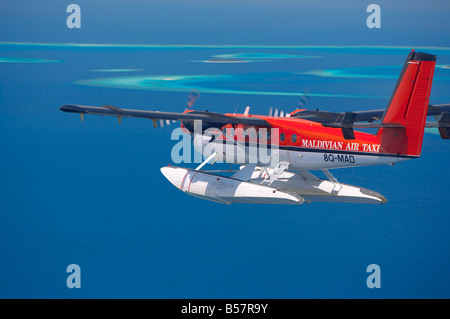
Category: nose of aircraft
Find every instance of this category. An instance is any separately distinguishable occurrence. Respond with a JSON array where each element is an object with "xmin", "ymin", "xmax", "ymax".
[{"xmin": 160, "ymin": 166, "xmax": 188, "ymax": 189}]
